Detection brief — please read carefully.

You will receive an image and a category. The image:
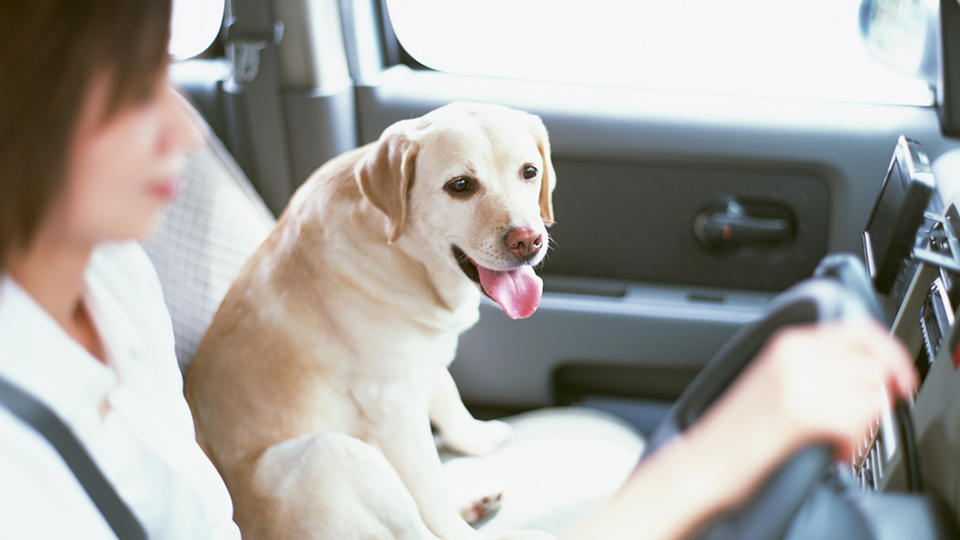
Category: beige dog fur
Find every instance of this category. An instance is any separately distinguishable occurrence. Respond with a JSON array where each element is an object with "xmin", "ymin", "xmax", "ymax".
[{"xmin": 186, "ymin": 102, "xmax": 557, "ymax": 539}]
